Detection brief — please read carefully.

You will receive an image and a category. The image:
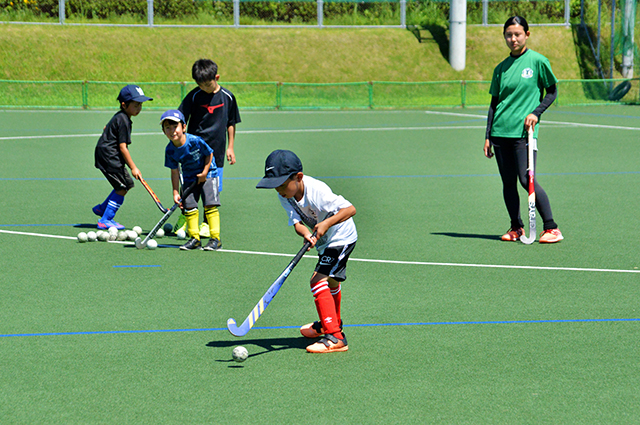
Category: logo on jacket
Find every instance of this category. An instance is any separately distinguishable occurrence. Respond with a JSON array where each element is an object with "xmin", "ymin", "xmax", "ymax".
[
  {"xmin": 521, "ymin": 68, "xmax": 534, "ymax": 79},
  {"xmin": 201, "ymin": 103, "xmax": 224, "ymax": 114}
]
